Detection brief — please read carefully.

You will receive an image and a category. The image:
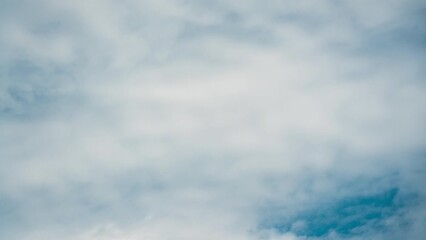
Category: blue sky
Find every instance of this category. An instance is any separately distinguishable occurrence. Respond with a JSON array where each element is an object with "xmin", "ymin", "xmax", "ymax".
[{"xmin": 1, "ymin": 0, "xmax": 426, "ymax": 239}]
